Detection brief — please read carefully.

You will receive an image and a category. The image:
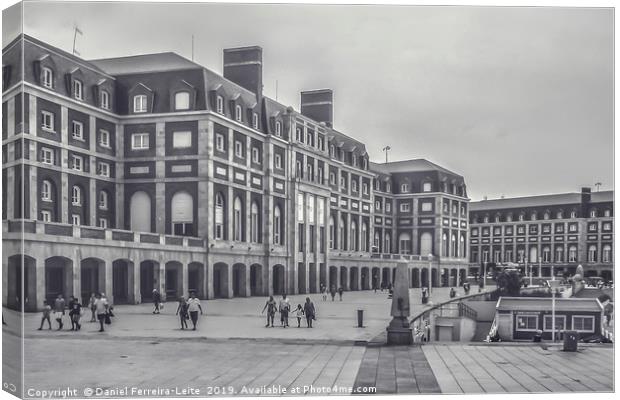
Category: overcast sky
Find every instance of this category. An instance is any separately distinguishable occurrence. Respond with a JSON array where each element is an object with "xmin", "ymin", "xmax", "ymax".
[{"xmin": 3, "ymin": 2, "xmax": 614, "ymax": 200}]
